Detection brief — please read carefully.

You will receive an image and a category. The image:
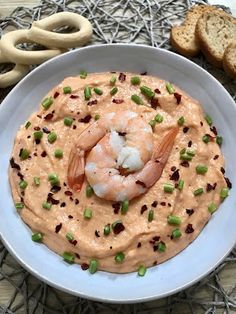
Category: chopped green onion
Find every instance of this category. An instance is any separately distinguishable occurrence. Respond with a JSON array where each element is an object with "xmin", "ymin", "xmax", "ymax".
[
  {"xmin": 121, "ymin": 200, "xmax": 129, "ymax": 214},
  {"xmin": 62, "ymin": 252, "xmax": 74, "ymax": 264},
  {"xmin": 84, "ymin": 207, "xmax": 92, "ymax": 219},
  {"xmin": 180, "ymin": 153, "xmax": 192, "ymax": 161},
  {"xmin": 19, "ymin": 180, "xmax": 28, "ymax": 190},
  {"xmin": 110, "ymin": 75, "xmax": 117, "ymax": 85},
  {"xmin": 177, "ymin": 116, "xmax": 185, "ymax": 126},
  {"xmin": 63, "ymin": 86, "xmax": 72, "ymax": 94},
  {"xmin": 31, "ymin": 232, "xmax": 43, "ymax": 242},
  {"xmin": 155, "ymin": 114, "xmax": 164, "ymax": 123},
  {"xmin": 140, "ymin": 85, "xmax": 154, "ymax": 98},
  {"xmin": 33, "ymin": 177, "xmax": 40, "ymax": 186},
  {"xmin": 64, "ymin": 117, "xmax": 73, "ymax": 127},
  {"xmin": 149, "ymin": 119, "xmax": 156, "ymax": 127},
  {"xmin": 178, "ymin": 179, "xmax": 184, "ymax": 190},
  {"xmin": 15, "ymin": 202, "xmax": 24, "ymax": 210},
  {"xmin": 19, "ymin": 148, "xmax": 30, "ymax": 160},
  {"xmin": 202, "ymin": 134, "xmax": 210, "ymax": 143},
  {"xmin": 115, "ymin": 252, "xmax": 125, "ymax": 263},
  {"xmin": 166, "ymin": 82, "xmax": 175, "ymax": 94},
  {"xmin": 48, "ymin": 132, "xmax": 57, "ymax": 143},
  {"xmin": 86, "ymin": 185, "xmax": 94, "ymax": 197},
  {"xmin": 94, "ymin": 114, "xmax": 100, "ymax": 121},
  {"xmin": 66, "ymin": 232, "xmax": 74, "ymax": 241},
  {"xmin": 80, "ymin": 70, "xmax": 87, "ymax": 79},
  {"xmin": 131, "ymin": 76, "xmax": 141, "ymax": 85},
  {"xmin": 186, "ymin": 149, "xmax": 195, "ymax": 157},
  {"xmin": 164, "ymin": 183, "xmax": 175, "ymax": 193},
  {"xmin": 172, "ymin": 228, "xmax": 182, "ymax": 238},
  {"xmin": 205, "ymin": 114, "xmax": 213, "ymax": 126},
  {"xmin": 42, "ymin": 202, "xmax": 52, "ymax": 210},
  {"xmin": 138, "ymin": 265, "xmax": 147, "ymax": 276},
  {"xmin": 193, "ymin": 188, "xmax": 204, "ymax": 196},
  {"xmin": 148, "ymin": 209, "xmax": 154, "ymax": 222},
  {"xmin": 42, "ymin": 97, "xmax": 53, "ymax": 110},
  {"xmin": 180, "ymin": 148, "xmax": 186, "ymax": 155},
  {"xmin": 94, "ymin": 87, "xmax": 103, "ymax": 95},
  {"xmin": 25, "ymin": 121, "xmax": 31, "ymax": 129},
  {"xmin": 48, "ymin": 173, "xmax": 60, "ymax": 186},
  {"xmin": 89, "ymin": 259, "xmax": 98, "ymax": 274},
  {"xmin": 158, "ymin": 241, "xmax": 166, "ymax": 252},
  {"xmin": 196, "ymin": 165, "xmax": 208, "ymax": 174},
  {"xmin": 104, "ymin": 224, "xmax": 111, "ymax": 235},
  {"xmin": 220, "ymin": 187, "xmax": 229, "ymax": 199},
  {"xmin": 208, "ymin": 202, "xmax": 217, "ymax": 214},
  {"xmin": 216, "ymin": 136, "xmax": 223, "ymax": 146},
  {"xmin": 33, "ymin": 131, "xmax": 43, "ymax": 141},
  {"xmin": 131, "ymin": 94, "xmax": 143, "ymax": 105},
  {"xmin": 110, "ymin": 87, "xmax": 118, "ymax": 96},
  {"xmin": 84, "ymin": 86, "xmax": 92, "ymax": 100},
  {"xmin": 168, "ymin": 215, "xmax": 182, "ymax": 225},
  {"xmin": 54, "ymin": 149, "xmax": 63, "ymax": 158}
]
